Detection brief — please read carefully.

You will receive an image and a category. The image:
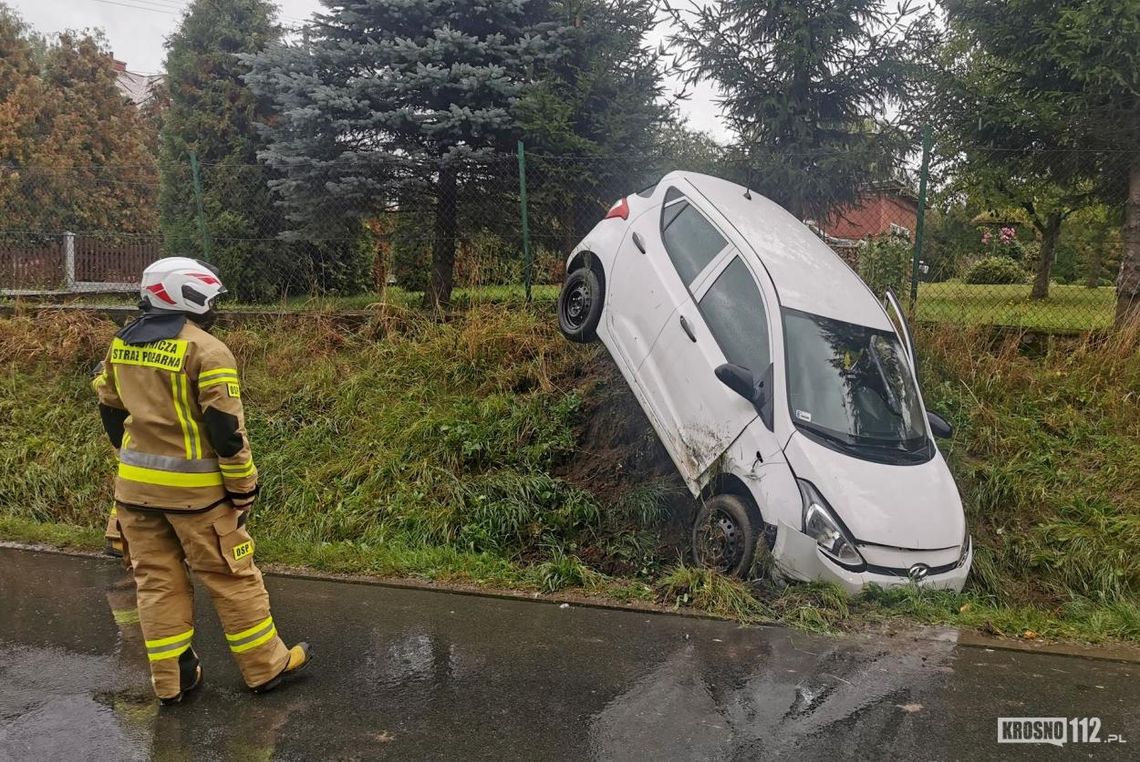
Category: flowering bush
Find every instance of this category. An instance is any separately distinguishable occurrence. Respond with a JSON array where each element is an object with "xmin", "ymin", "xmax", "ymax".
[{"xmin": 979, "ymin": 225, "xmax": 1028, "ymax": 262}]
